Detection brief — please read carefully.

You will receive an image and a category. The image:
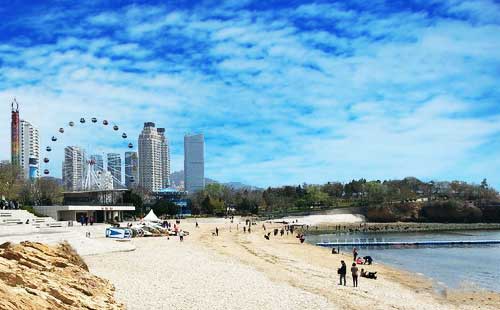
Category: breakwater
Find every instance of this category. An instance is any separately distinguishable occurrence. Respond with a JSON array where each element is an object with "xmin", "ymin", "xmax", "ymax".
[{"xmin": 304, "ymin": 222, "xmax": 500, "ymax": 235}]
